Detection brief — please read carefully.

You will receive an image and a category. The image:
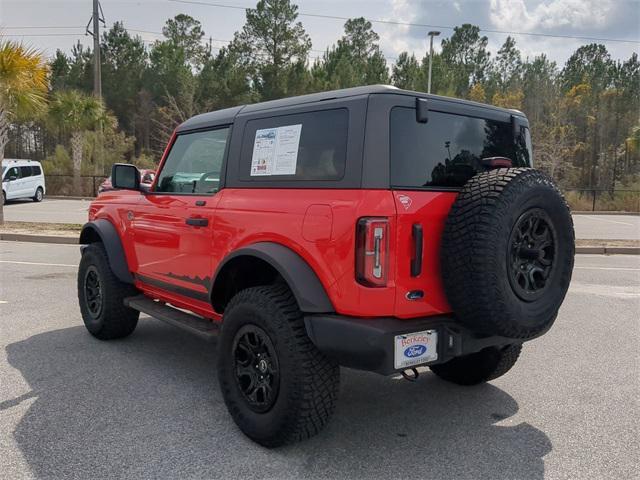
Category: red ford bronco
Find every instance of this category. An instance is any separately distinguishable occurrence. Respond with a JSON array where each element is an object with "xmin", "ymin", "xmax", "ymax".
[{"xmin": 77, "ymin": 85, "xmax": 574, "ymax": 447}]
